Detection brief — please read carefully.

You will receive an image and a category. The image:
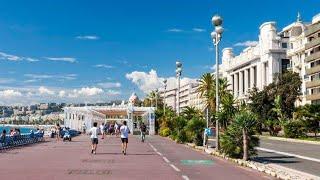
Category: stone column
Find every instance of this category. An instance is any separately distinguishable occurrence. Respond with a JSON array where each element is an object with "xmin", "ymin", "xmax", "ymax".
[
  {"xmin": 244, "ymin": 69, "xmax": 249, "ymax": 95},
  {"xmin": 239, "ymin": 71, "xmax": 243, "ymax": 97},
  {"xmin": 234, "ymin": 73, "xmax": 239, "ymax": 97},
  {"xmin": 250, "ymin": 66, "xmax": 255, "ymax": 88}
]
